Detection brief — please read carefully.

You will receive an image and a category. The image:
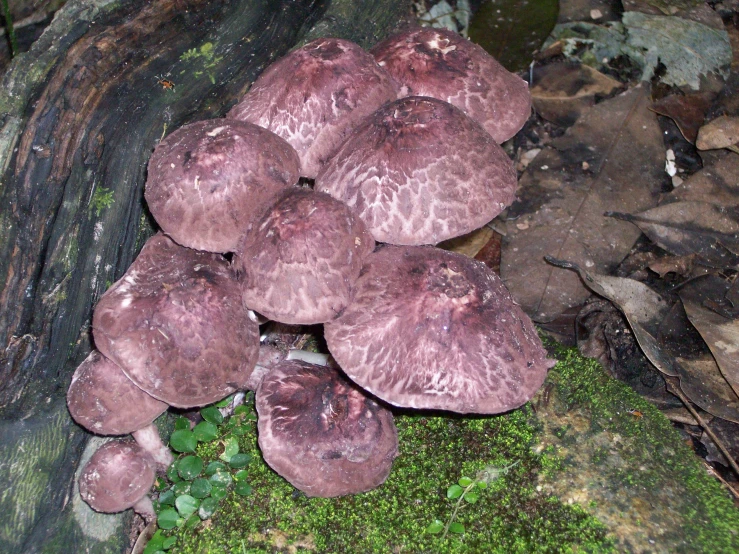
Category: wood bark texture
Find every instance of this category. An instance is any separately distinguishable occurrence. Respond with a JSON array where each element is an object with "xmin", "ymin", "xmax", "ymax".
[{"xmin": 0, "ymin": 1, "xmax": 410, "ymax": 552}]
